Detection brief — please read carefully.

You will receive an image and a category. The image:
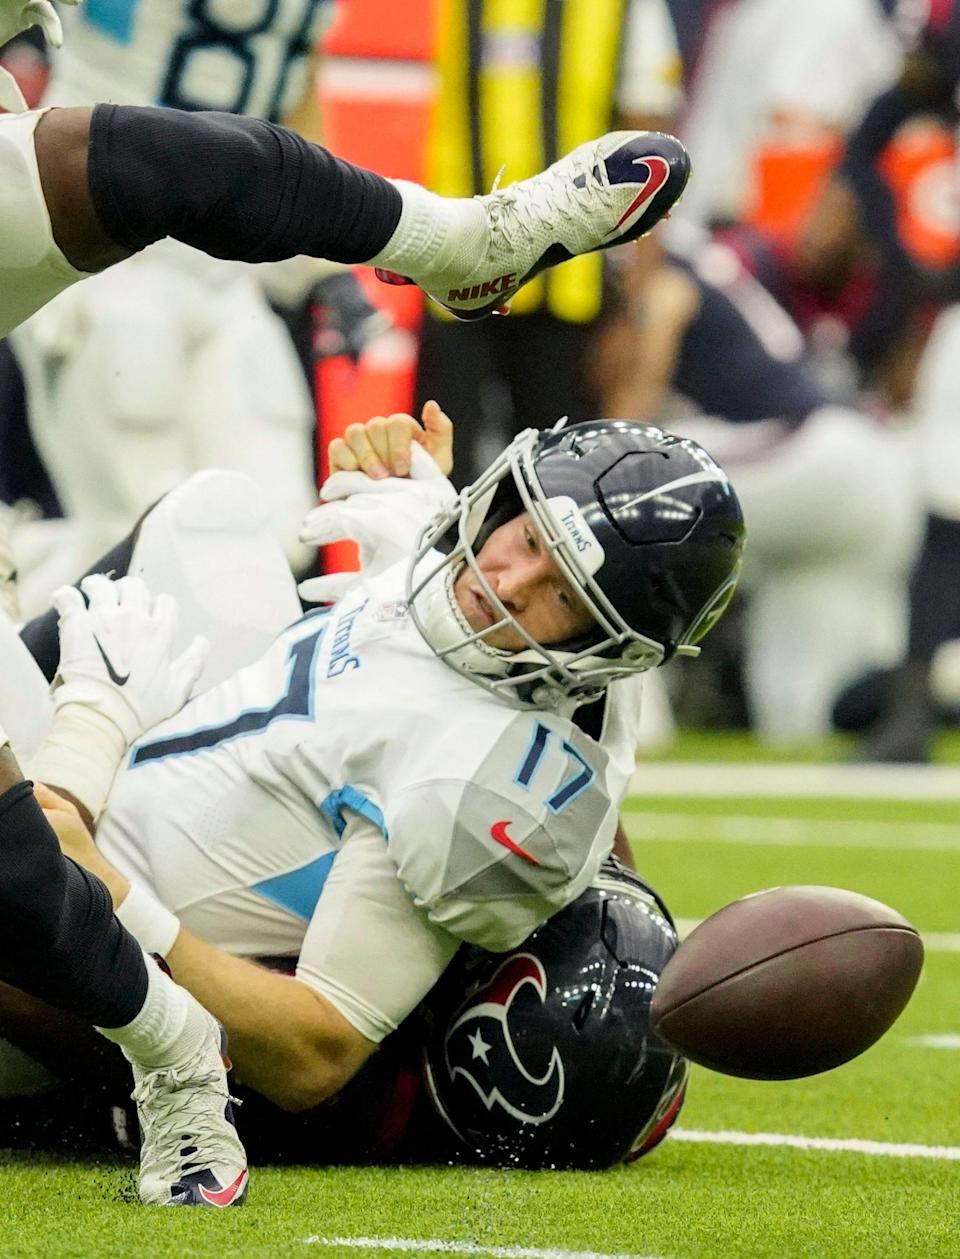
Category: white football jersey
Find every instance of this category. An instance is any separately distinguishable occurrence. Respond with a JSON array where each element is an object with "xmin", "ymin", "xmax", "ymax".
[
  {"xmin": 97, "ymin": 559, "xmax": 625, "ymax": 964},
  {"xmin": 47, "ymin": 0, "xmax": 335, "ymax": 119}
]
